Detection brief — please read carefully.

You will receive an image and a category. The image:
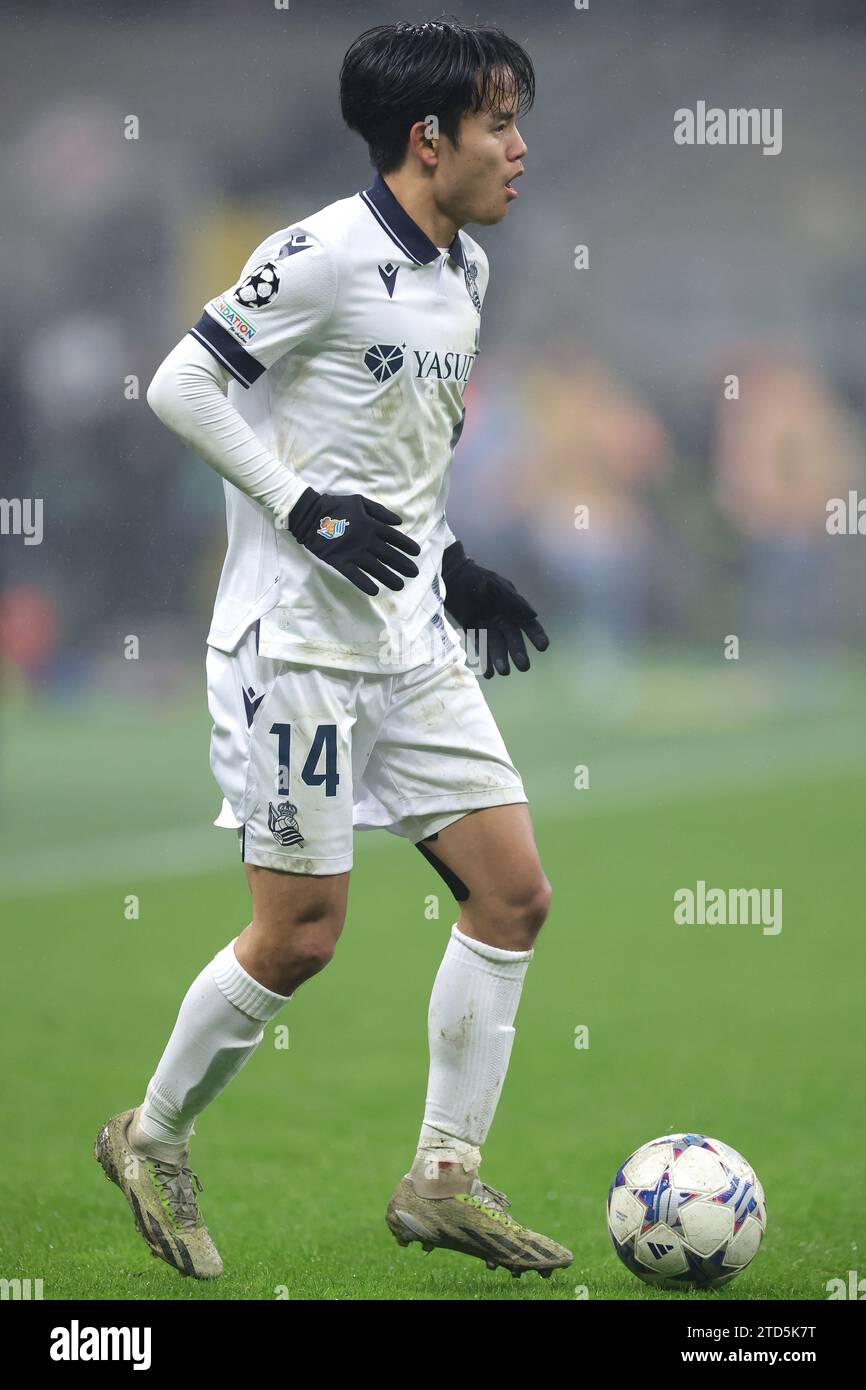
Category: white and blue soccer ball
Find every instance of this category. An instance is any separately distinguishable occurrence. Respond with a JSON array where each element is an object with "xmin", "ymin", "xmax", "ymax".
[{"xmin": 607, "ymin": 1133, "xmax": 766, "ymax": 1288}]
